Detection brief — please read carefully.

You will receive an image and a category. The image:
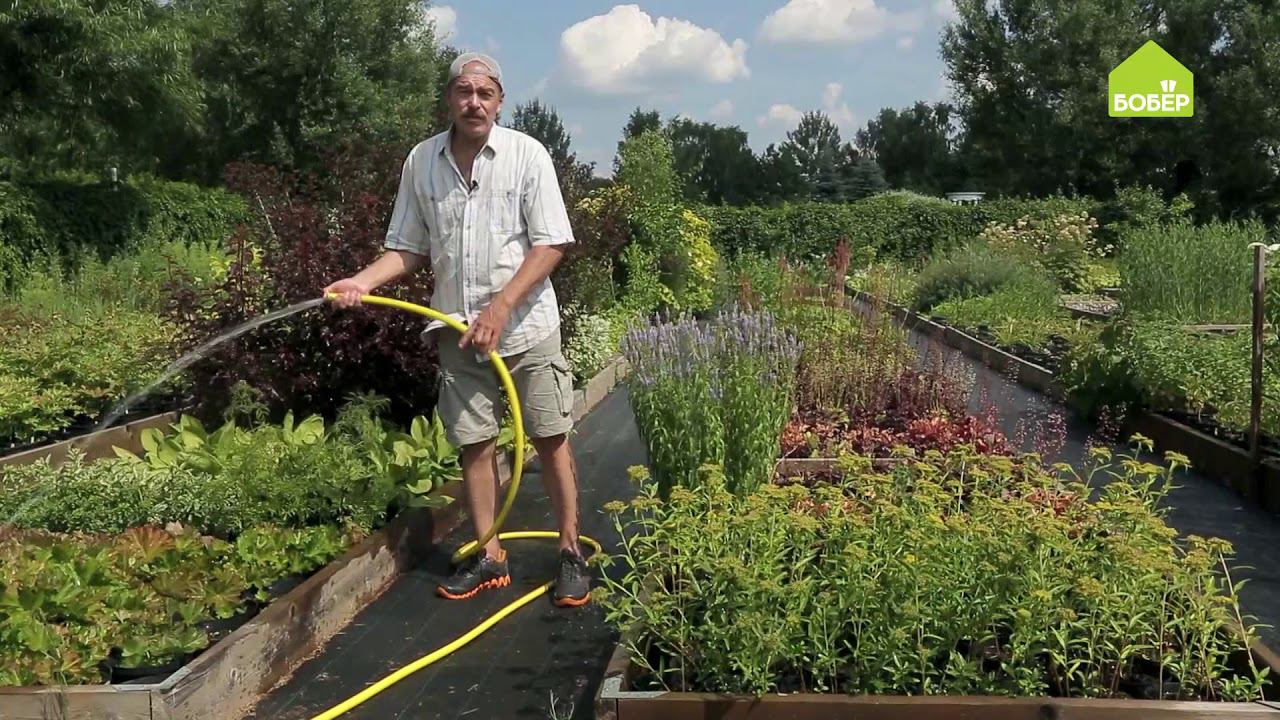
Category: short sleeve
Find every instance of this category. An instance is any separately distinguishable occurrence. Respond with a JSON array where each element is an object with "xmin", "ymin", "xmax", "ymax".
[
  {"xmin": 383, "ymin": 149, "xmax": 429, "ymax": 256},
  {"xmin": 522, "ymin": 146, "xmax": 575, "ymax": 247}
]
